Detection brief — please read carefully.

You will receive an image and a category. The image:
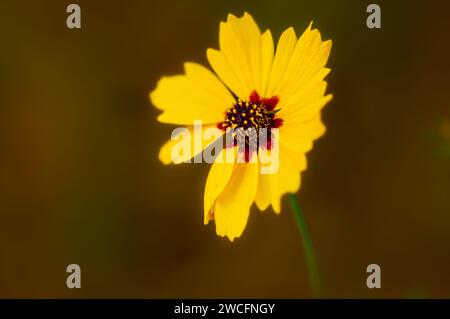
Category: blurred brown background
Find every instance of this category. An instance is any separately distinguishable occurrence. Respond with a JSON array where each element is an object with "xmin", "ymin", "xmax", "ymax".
[{"xmin": 0, "ymin": 0, "xmax": 449, "ymax": 298}]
